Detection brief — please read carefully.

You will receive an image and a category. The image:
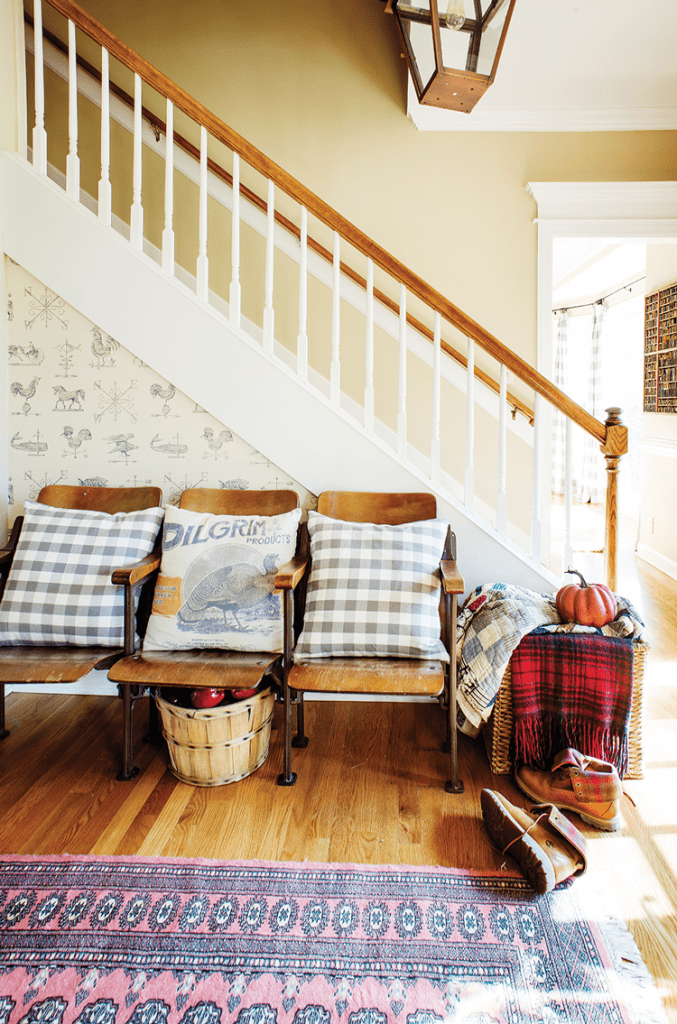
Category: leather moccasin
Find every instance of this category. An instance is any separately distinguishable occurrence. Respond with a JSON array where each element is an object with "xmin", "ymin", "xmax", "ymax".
[
  {"xmin": 515, "ymin": 748, "xmax": 622, "ymax": 832},
  {"xmin": 481, "ymin": 788, "xmax": 587, "ymax": 895}
]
